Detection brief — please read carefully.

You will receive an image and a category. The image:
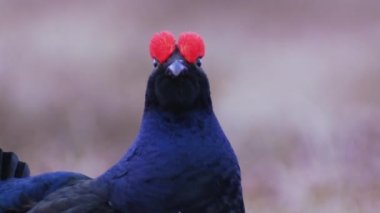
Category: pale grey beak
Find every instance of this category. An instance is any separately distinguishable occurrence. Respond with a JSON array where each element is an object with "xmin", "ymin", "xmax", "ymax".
[{"xmin": 167, "ymin": 60, "xmax": 187, "ymax": 77}]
